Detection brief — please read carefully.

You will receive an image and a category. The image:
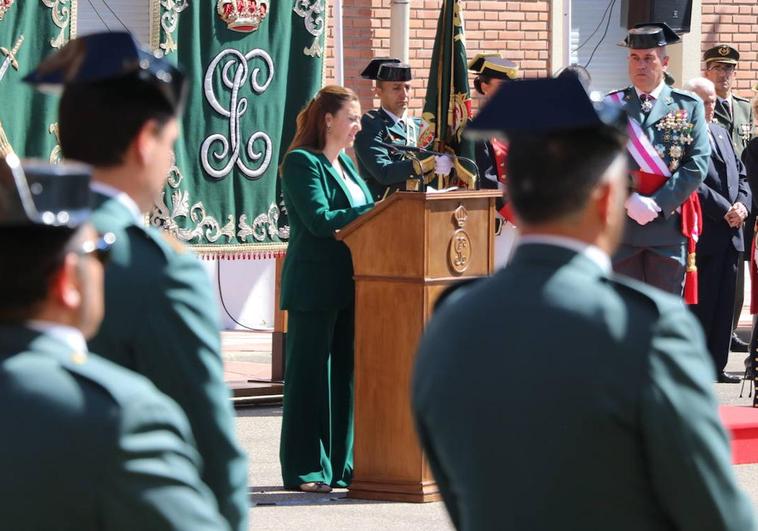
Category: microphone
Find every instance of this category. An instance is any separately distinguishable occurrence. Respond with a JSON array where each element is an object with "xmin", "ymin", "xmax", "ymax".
[{"xmin": 377, "ymin": 141, "xmax": 447, "ymax": 157}]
